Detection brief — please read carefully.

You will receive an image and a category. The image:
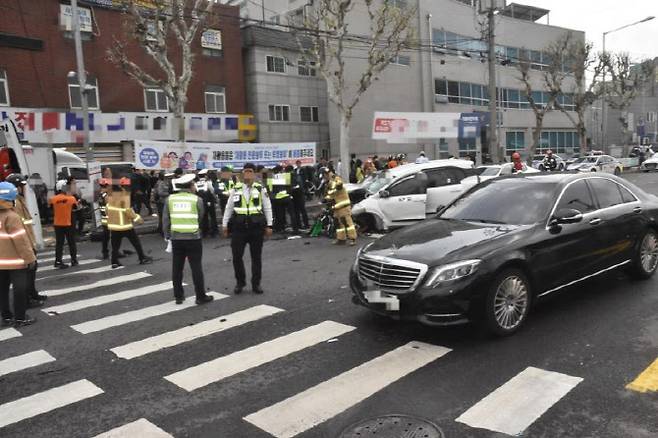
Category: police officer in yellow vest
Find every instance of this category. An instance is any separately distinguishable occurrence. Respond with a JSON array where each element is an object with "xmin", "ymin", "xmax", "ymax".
[
  {"xmin": 322, "ymin": 167, "xmax": 357, "ymax": 246},
  {"xmin": 163, "ymin": 174, "xmax": 214, "ymax": 305},
  {"xmin": 268, "ymin": 165, "xmax": 298, "ymax": 234},
  {"xmin": 107, "ymin": 177, "xmax": 153, "ymax": 268},
  {"xmin": 222, "ymin": 163, "xmax": 273, "ymax": 294}
]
